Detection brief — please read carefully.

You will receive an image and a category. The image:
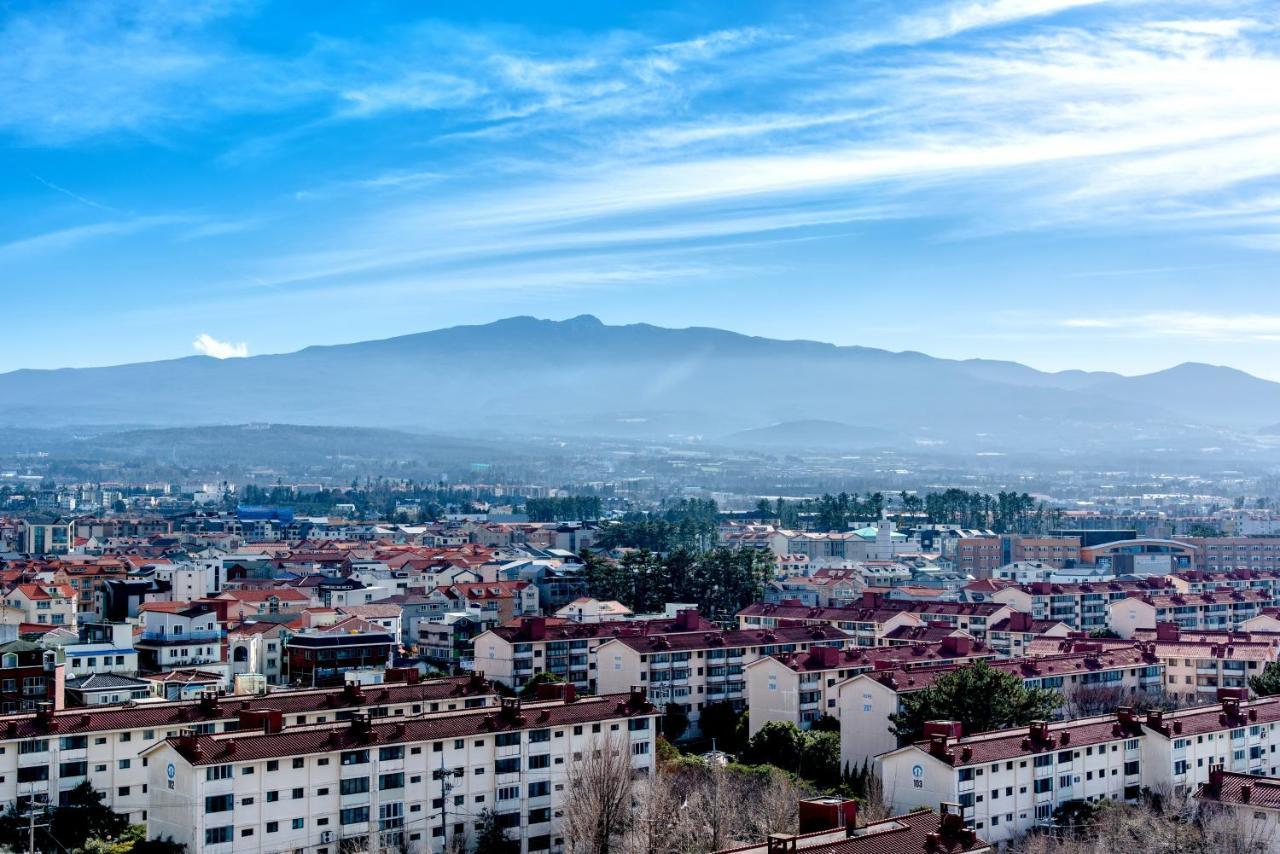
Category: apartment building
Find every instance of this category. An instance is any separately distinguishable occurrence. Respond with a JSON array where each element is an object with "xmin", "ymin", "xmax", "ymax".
[
  {"xmin": 428, "ymin": 581, "xmax": 540, "ymax": 626},
  {"xmin": 596, "ymin": 625, "xmax": 853, "ymax": 738},
  {"xmin": 879, "ymin": 693, "xmax": 1280, "ymax": 844},
  {"xmin": 838, "ymin": 644, "xmax": 1164, "ymax": 771},
  {"xmin": 1108, "ymin": 590, "xmax": 1273, "ymax": 637},
  {"xmin": 992, "ymin": 580, "xmax": 1166, "ymax": 633},
  {"xmin": 880, "ymin": 714, "xmax": 1145, "ymax": 843},
  {"xmin": 745, "ymin": 635, "xmax": 995, "ymax": 735},
  {"xmin": 135, "ymin": 602, "xmax": 225, "ymax": 675},
  {"xmin": 1010, "ymin": 537, "xmax": 1082, "ymax": 568},
  {"xmin": 953, "ymin": 537, "xmax": 1002, "ymax": 578},
  {"xmin": 1172, "ymin": 569, "xmax": 1280, "ymax": 597},
  {"xmin": 284, "ymin": 618, "xmax": 397, "ymax": 688},
  {"xmin": 58, "ymin": 622, "xmax": 138, "ymax": 678},
  {"xmin": 985, "ymin": 613, "xmax": 1072, "ymax": 657},
  {"xmin": 1192, "ymin": 538, "xmax": 1280, "ymax": 572},
  {"xmin": 146, "ymin": 690, "xmax": 659, "ymax": 854},
  {"xmin": 738, "ymin": 599, "xmax": 1013, "ymax": 645},
  {"xmin": 473, "ymin": 611, "xmax": 716, "ymax": 692},
  {"xmin": 3, "ymin": 583, "xmax": 77, "ymax": 627},
  {"xmin": 0, "ymin": 675, "xmax": 495, "ymax": 823},
  {"xmin": 1146, "ymin": 628, "xmax": 1276, "ymax": 703},
  {"xmin": 1193, "ymin": 767, "xmax": 1280, "ymax": 847}
]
